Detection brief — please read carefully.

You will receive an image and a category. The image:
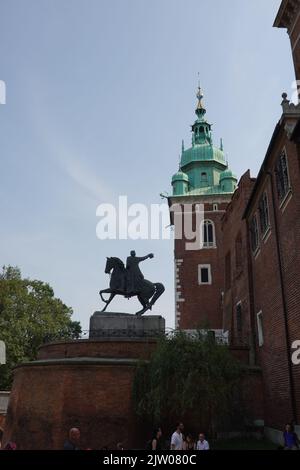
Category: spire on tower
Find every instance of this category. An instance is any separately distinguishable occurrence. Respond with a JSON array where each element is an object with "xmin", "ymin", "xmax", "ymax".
[{"xmin": 195, "ymin": 83, "xmax": 206, "ymax": 119}]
